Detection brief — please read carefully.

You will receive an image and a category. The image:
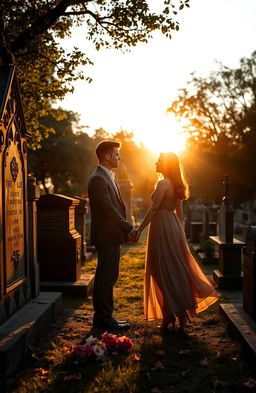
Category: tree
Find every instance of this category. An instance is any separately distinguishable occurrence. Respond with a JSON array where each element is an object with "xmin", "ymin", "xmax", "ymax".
[
  {"xmin": 168, "ymin": 51, "xmax": 256, "ymax": 203},
  {"xmin": 2, "ymin": 0, "xmax": 189, "ymax": 148},
  {"xmin": 28, "ymin": 110, "xmax": 94, "ymax": 194}
]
